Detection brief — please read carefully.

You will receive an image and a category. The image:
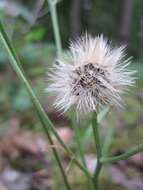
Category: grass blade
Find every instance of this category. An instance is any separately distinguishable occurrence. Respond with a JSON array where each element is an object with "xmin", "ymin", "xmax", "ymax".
[{"xmin": 47, "ymin": 0, "xmax": 62, "ymax": 58}]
